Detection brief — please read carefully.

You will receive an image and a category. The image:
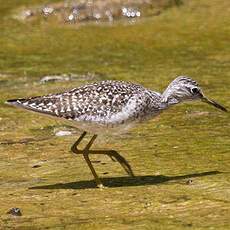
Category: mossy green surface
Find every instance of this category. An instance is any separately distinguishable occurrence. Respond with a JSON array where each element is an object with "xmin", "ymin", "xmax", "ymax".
[{"xmin": 0, "ymin": 0, "xmax": 229, "ymax": 229}]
